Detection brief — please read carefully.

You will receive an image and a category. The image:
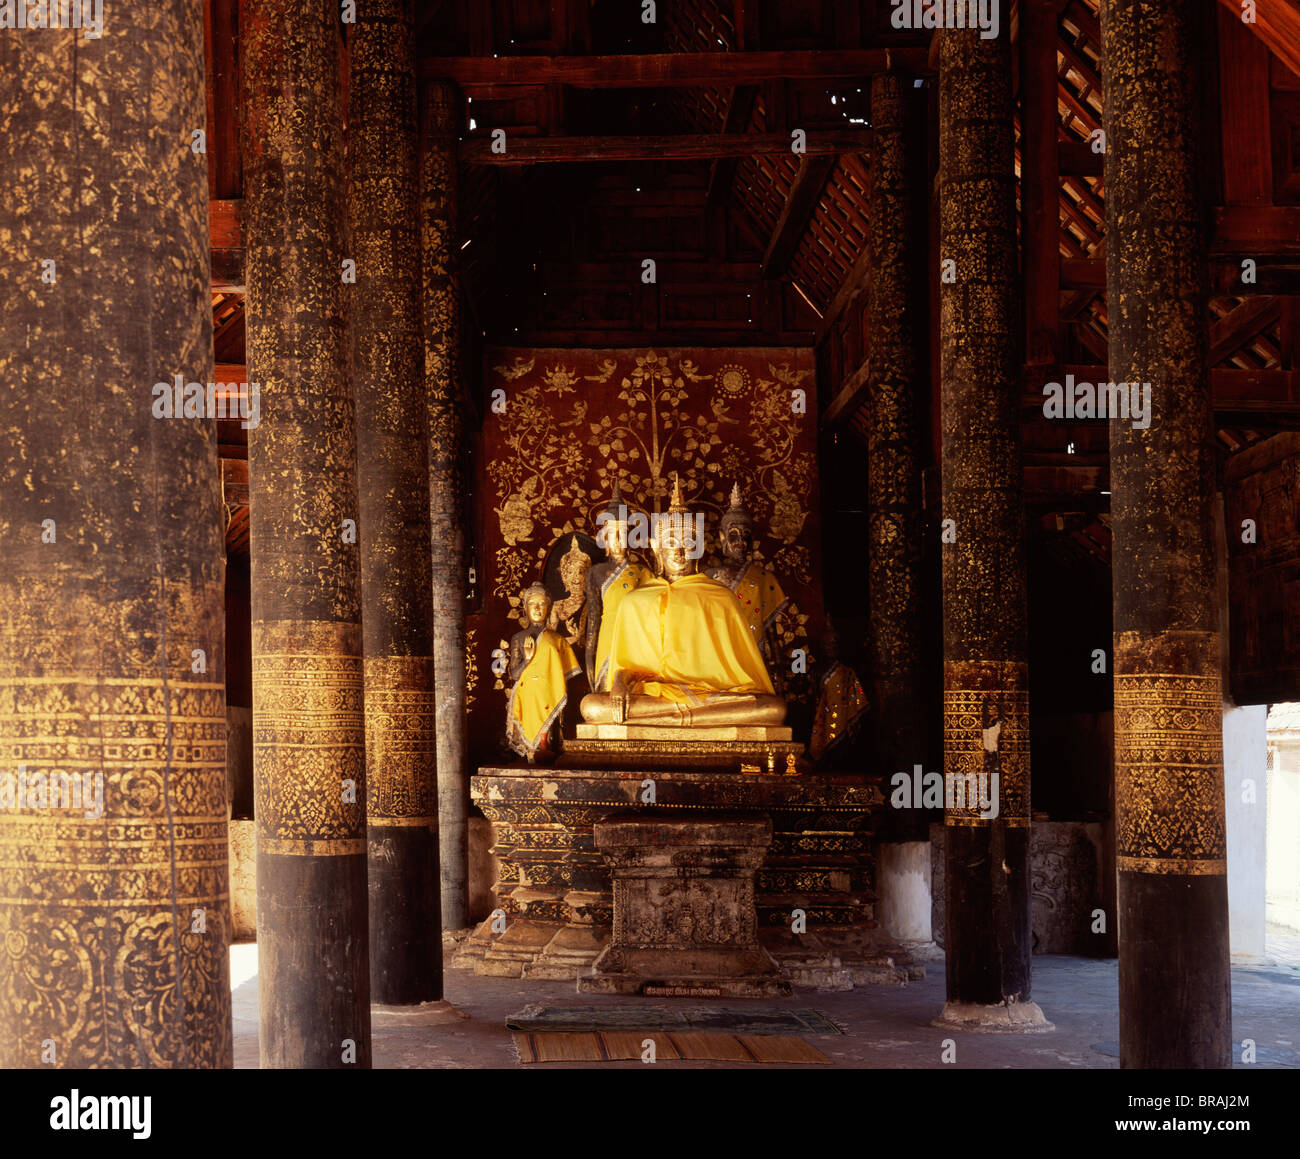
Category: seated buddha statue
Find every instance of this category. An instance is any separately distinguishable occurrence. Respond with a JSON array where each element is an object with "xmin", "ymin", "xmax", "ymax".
[{"xmin": 579, "ymin": 478, "xmax": 787, "ymax": 728}]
